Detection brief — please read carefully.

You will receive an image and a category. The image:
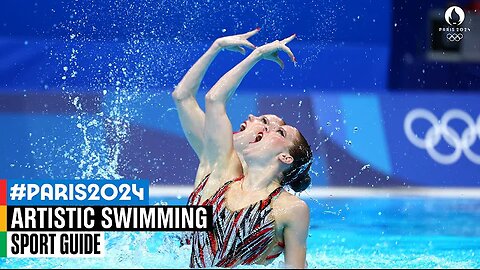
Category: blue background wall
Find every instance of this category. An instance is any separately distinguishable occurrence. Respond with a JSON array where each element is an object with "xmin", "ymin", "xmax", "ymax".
[{"xmin": 0, "ymin": 0, "xmax": 479, "ymax": 187}]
